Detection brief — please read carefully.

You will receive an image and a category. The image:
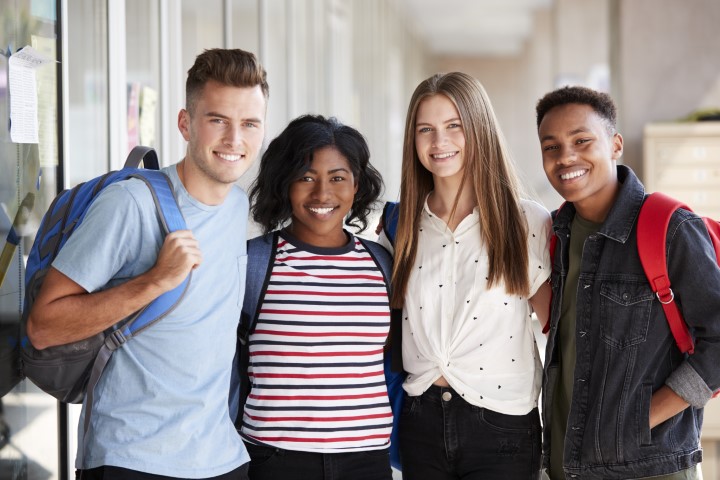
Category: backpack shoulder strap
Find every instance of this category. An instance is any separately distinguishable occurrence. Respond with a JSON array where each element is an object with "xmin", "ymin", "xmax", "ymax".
[
  {"xmin": 124, "ymin": 170, "xmax": 189, "ymax": 333},
  {"xmin": 125, "ymin": 145, "xmax": 160, "ymax": 170},
  {"xmin": 230, "ymin": 231, "xmax": 276, "ymax": 424},
  {"xmin": 637, "ymin": 192, "xmax": 695, "ymax": 354},
  {"xmin": 359, "ymin": 236, "xmax": 404, "ymax": 469},
  {"xmin": 382, "ymin": 202, "xmax": 400, "ymax": 246},
  {"xmin": 239, "ymin": 232, "xmax": 278, "ymax": 344},
  {"xmin": 358, "ymin": 236, "xmax": 403, "ymax": 372},
  {"xmin": 357, "ymin": 237, "xmax": 392, "ymax": 284},
  {"xmin": 542, "ymin": 202, "xmax": 566, "ymax": 334},
  {"xmin": 82, "ymin": 167, "xmax": 189, "ymax": 457}
]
